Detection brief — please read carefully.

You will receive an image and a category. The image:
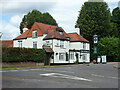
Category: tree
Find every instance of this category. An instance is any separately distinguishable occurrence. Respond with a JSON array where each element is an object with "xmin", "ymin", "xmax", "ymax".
[
  {"xmin": 111, "ymin": 7, "xmax": 120, "ymax": 37},
  {"xmin": 20, "ymin": 9, "xmax": 58, "ymax": 34},
  {"xmin": 97, "ymin": 37, "xmax": 119, "ymax": 62},
  {"xmin": 42, "ymin": 12, "xmax": 58, "ymax": 26},
  {"xmin": 76, "ymin": 2, "xmax": 111, "ymax": 42},
  {"xmin": 76, "ymin": 2, "xmax": 113, "ymax": 61}
]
